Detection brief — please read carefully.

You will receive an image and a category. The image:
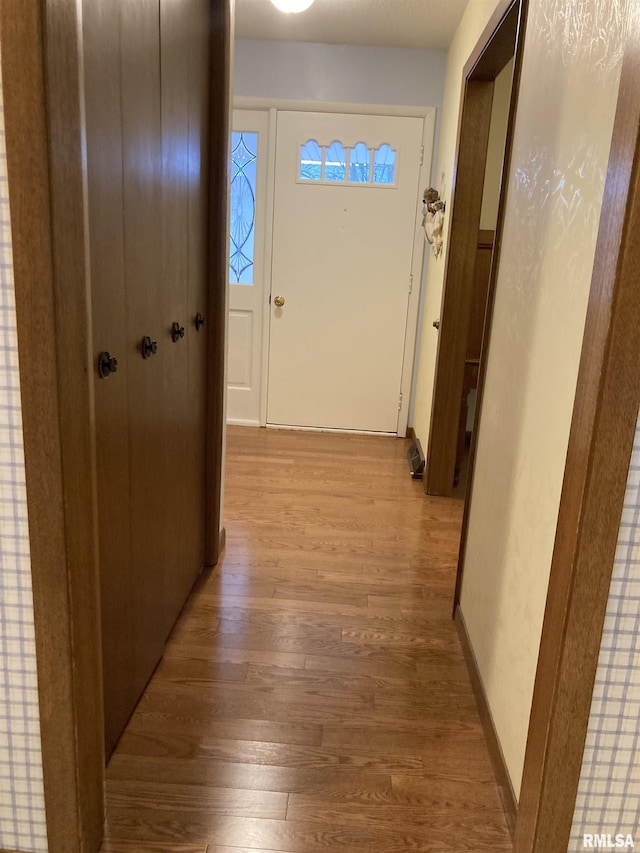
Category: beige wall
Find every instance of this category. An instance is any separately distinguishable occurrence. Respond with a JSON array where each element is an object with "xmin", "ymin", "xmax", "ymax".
[
  {"xmin": 412, "ymin": 0, "xmax": 507, "ymax": 444},
  {"xmin": 479, "ymin": 58, "xmax": 513, "ymax": 231},
  {"xmin": 460, "ymin": 0, "xmax": 627, "ymax": 799}
]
